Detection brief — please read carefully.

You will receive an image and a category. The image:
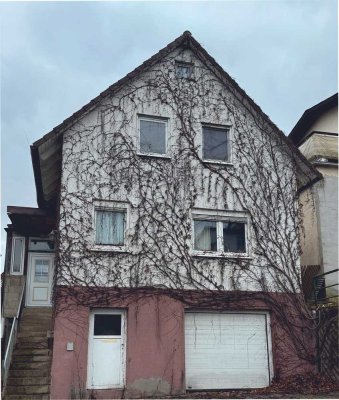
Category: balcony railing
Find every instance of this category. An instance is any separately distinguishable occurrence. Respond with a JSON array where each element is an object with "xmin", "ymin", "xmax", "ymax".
[{"xmin": 312, "ymin": 269, "xmax": 339, "ymax": 307}]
